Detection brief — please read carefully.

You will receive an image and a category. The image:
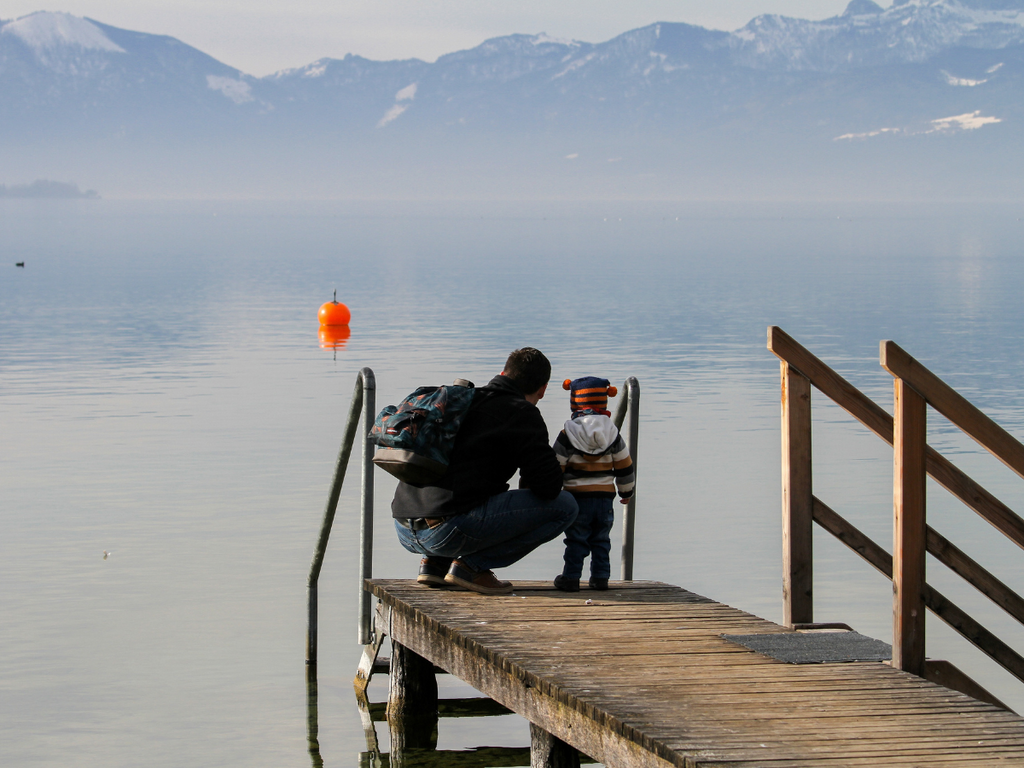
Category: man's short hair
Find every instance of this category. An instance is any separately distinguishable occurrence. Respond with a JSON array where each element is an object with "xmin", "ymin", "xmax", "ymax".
[{"xmin": 503, "ymin": 347, "xmax": 551, "ymax": 394}]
